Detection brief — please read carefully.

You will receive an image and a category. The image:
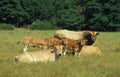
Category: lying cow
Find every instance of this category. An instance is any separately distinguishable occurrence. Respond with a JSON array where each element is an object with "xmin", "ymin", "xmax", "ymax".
[
  {"xmin": 54, "ymin": 29, "xmax": 99, "ymax": 45},
  {"xmin": 80, "ymin": 46, "xmax": 102, "ymax": 56},
  {"xmin": 61, "ymin": 38, "xmax": 87, "ymax": 56},
  {"xmin": 15, "ymin": 45, "xmax": 63, "ymax": 63}
]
